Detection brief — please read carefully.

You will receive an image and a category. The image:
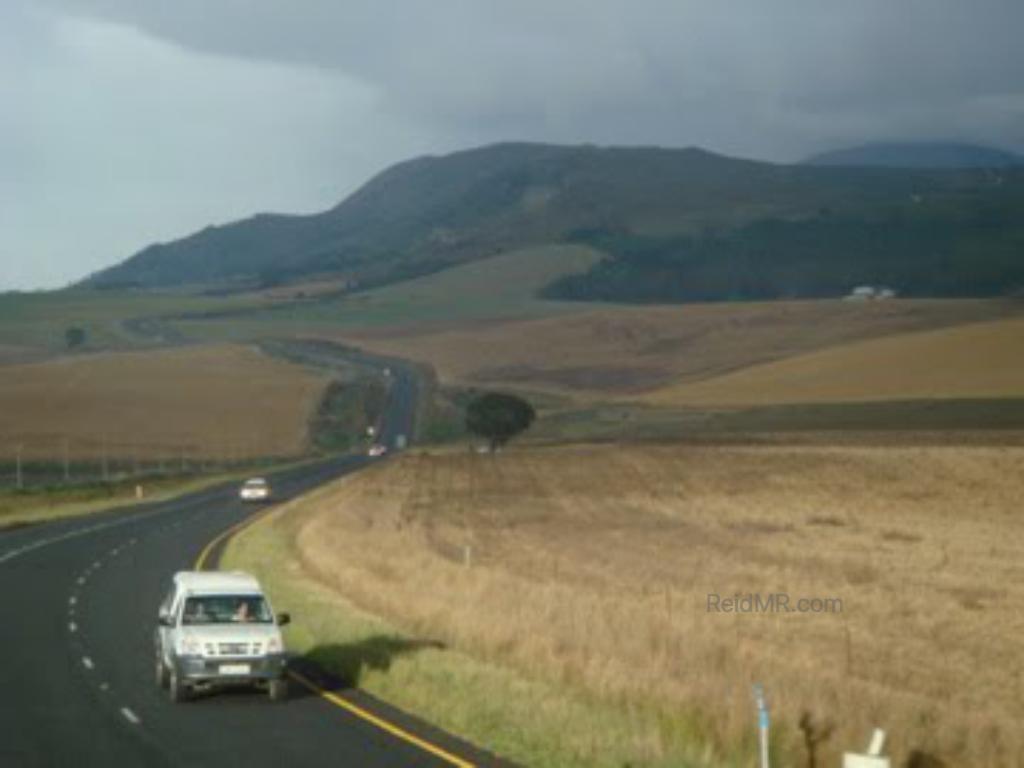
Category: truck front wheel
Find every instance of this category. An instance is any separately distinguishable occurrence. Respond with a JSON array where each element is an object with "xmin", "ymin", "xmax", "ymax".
[
  {"xmin": 155, "ymin": 650, "xmax": 169, "ymax": 690},
  {"xmin": 168, "ymin": 668, "xmax": 190, "ymax": 703},
  {"xmin": 268, "ymin": 677, "xmax": 288, "ymax": 702}
]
